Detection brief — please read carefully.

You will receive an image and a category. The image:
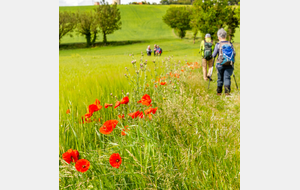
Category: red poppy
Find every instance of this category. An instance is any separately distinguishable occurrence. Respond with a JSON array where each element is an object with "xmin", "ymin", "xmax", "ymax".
[
  {"xmin": 118, "ymin": 114, "xmax": 124, "ymax": 119},
  {"xmin": 62, "ymin": 149, "xmax": 79, "ymax": 164},
  {"xmin": 181, "ymin": 69, "xmax": 184, "ymax": 72},
  {"xmin": 120, "ymin": 96, "xmax": 129, "ymax": 104},
  {"xmin": 121, "ymin": 126, "xmax": 129, "ymax": 136},
  {"xmin": 105, "ymin": 103, "xmax": 113, "ymax": 108},
  {"xmin": 138, "ymin": 112, "xmax": 144, "ymax": 118},
  {"xmin": 109, "ymin": 153, "xmax": 122, "ymax": 168},
  {"xmin": 137, "ymin": 94, "xmax": 152, "ymax": 106},
  {"xmin": 114, "ymin": 101, "xmax": 120, "ymax": 109},
  {"xmin": 75, "ymin": 159, "xmax": 90, "ymax": 173},
  {"xmin": 66, "ymin": 109, "xmax": 70, "ymax": 114},
  {"xmin": 99, "ymin": 120, "xmax": 118, "ymax": 135},
  {"xmin": 89, "ymin": 104, "xmax": 100, "ymax": 114},
  {"xmin": 85, "ymin": 112, "xmax": 92, "ymax": 119},
  {"xmin": 144, "ymin": 107, "xmax": 158, "ymax": 115},
  {"xmin": 128, "ymin": 111, "xmax": 141, "ymax": 119},
  {"xmin": 155, "ymin": 85, "xmax": 157, "ymax": 88},
  {"xmin": 160, "ymin": 82, "xmax": 166, "ymax": 85}
]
